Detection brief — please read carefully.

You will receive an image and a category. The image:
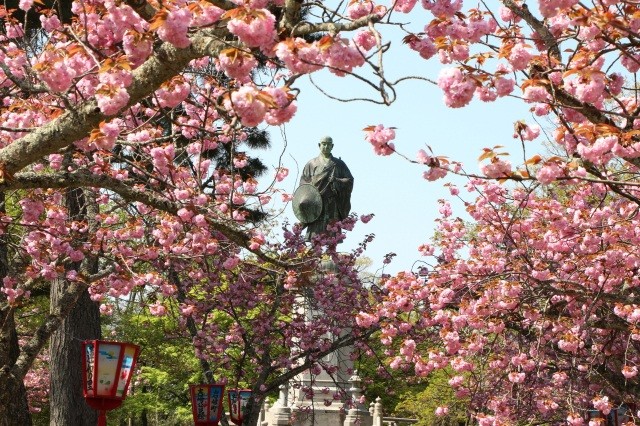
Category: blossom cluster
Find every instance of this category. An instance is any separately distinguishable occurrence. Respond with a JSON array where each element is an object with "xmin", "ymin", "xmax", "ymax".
[{"xmin": 362, "ymin": 179, "xmax": 640, "ymax": 422}]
